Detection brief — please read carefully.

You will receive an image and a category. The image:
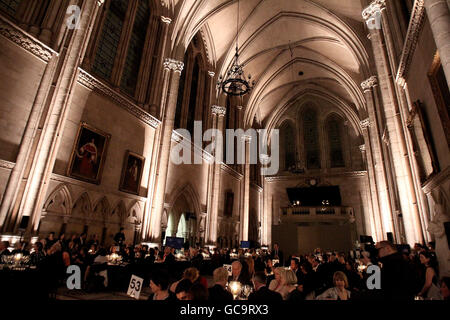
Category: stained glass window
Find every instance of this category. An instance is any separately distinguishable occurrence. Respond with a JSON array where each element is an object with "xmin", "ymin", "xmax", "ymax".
[
  {"xmin": 92, "ymin": 0, "xmax": 128, "ymax": 80},
  {"xmin": 0, "ymin": 0, "xmax": 22, "ymax": 17},
  {"xmin": 120, "ymin": 0, "xmax": 149, "ymax": 94},
  {"xmin": 327, "ymin": 115, "xmax": 345, "ymax": 168},
  {"xmin": 303, "ymin": 108, "xmax": 321, "ymax": 169}
]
